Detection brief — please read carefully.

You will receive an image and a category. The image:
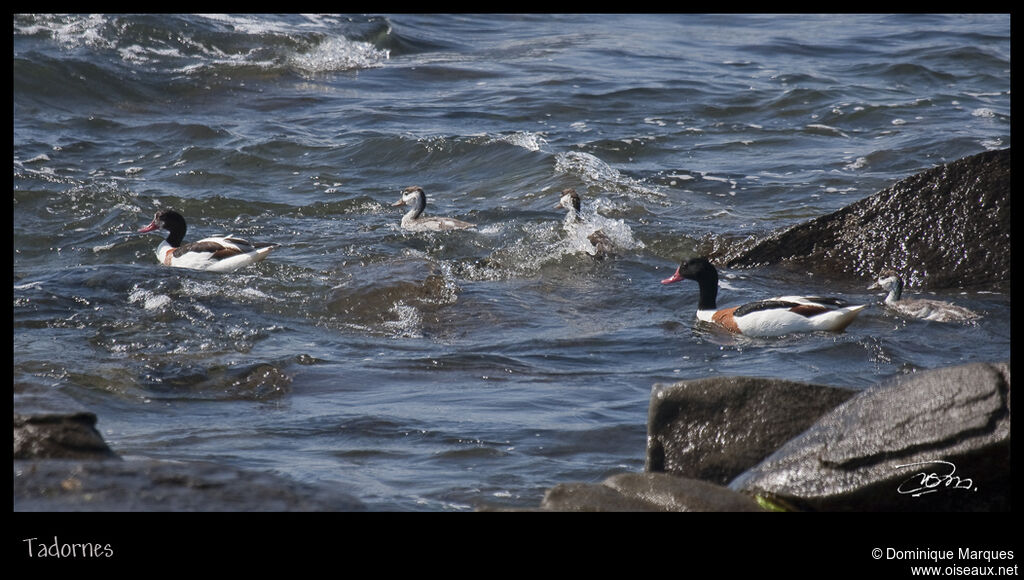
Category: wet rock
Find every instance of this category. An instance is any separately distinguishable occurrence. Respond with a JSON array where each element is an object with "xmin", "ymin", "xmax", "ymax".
[
  {"xmin": 730, "ymin": 362, "xmax": 1010, "ymax": 511},
  {"xmin": 646, "ymin": 377, "xmax": 856, "ymax": 485},
  {"xmin": 723, "ymin": 149, "xmax": 1010, "ymax": 290},
  {"xmin": 224, "ymin": 363, "xmax": 292, "ymax": 399},
  {"xmin": 539, "ymin": 472, "xmax": 764, "ymax": 512},
  {"xmin": 541, "ymin": 481, "xmax": 660, "ymax": 512},
  {"xmin": 14, "ymin": 412, "xmax": 119, "ymax": 460},
  {"xmin": 14, "ymin": 458, "xmax": 366, "ymax": 512},
  {"xmin": 138, "ymin": 360, "xmax": 293, "ymax": 401}
]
